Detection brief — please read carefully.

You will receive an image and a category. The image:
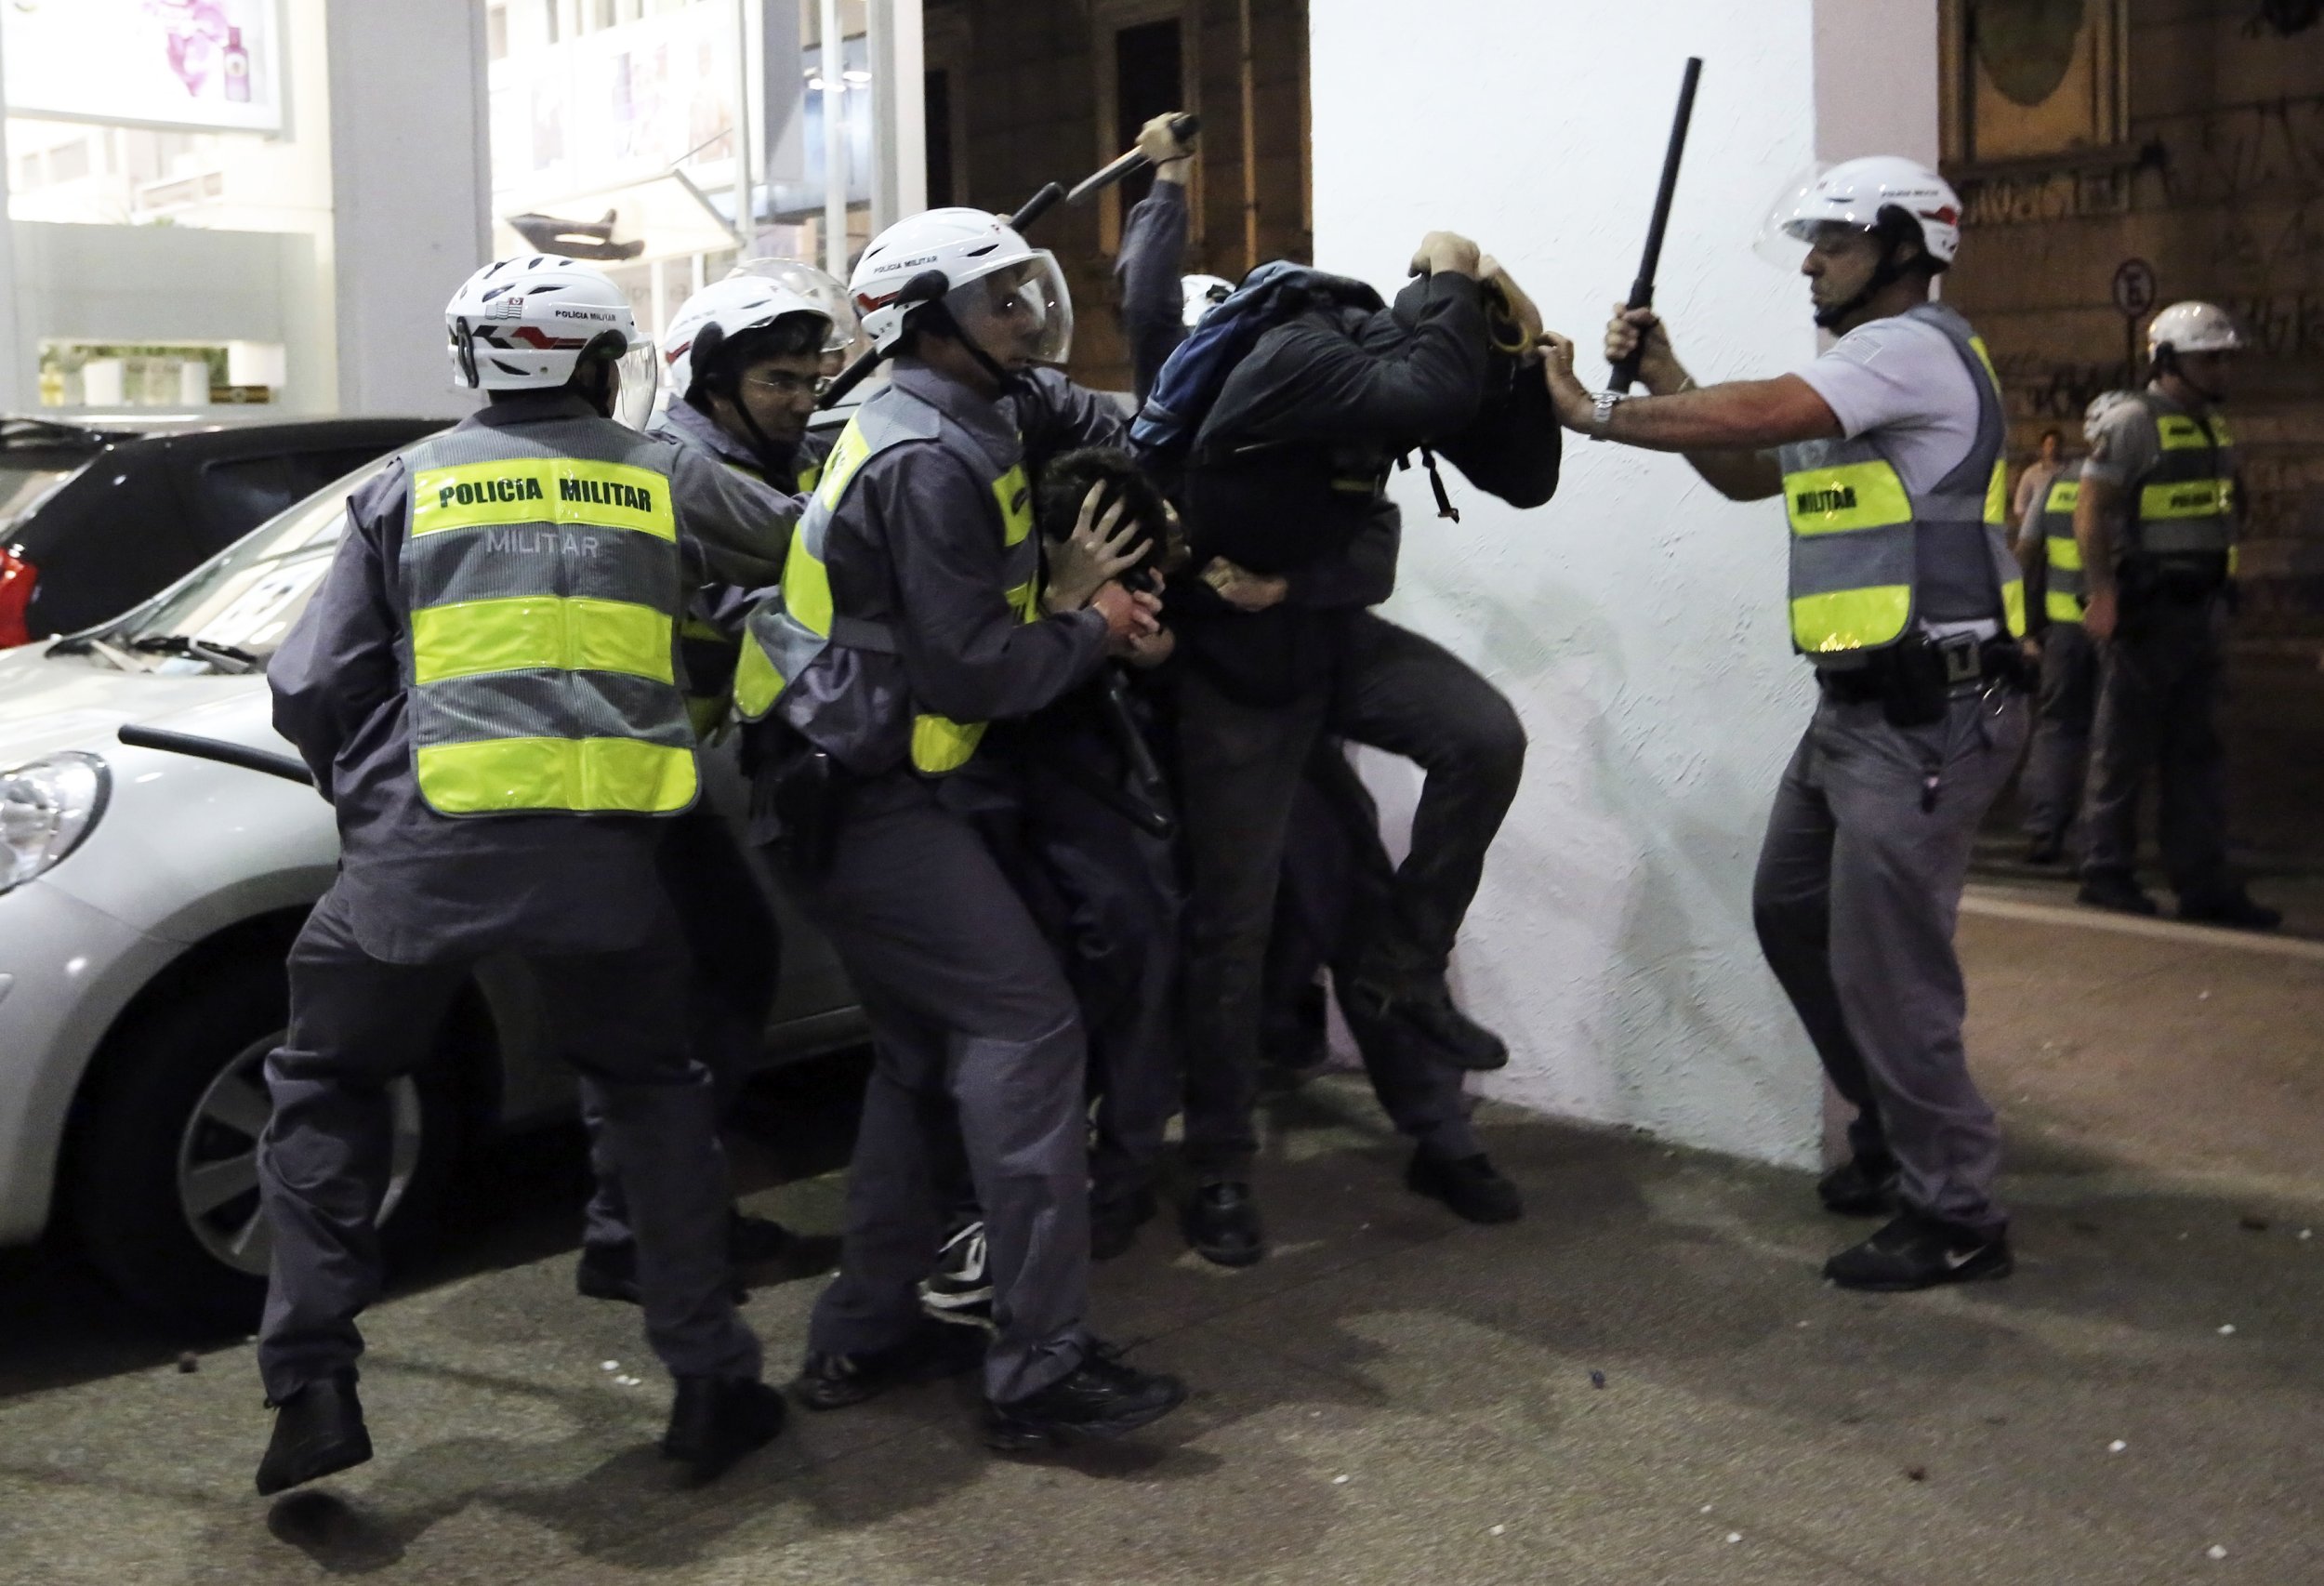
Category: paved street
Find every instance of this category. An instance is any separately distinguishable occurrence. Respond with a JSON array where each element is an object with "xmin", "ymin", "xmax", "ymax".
[{"xmin": 3, "ymin": 898, "xmax": 2320, "ymax": 1584}]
